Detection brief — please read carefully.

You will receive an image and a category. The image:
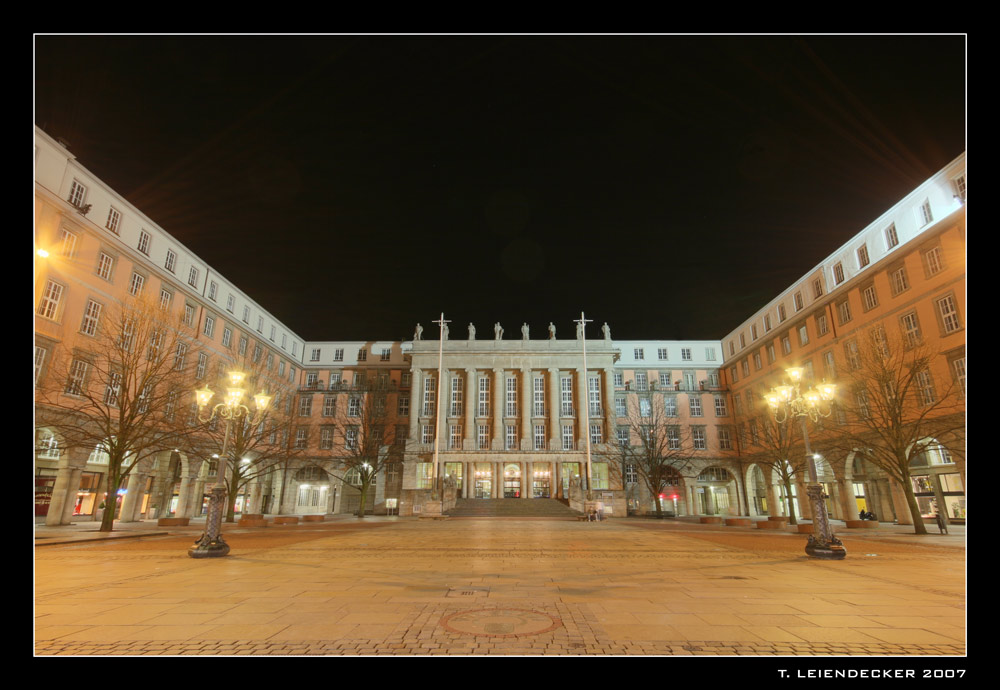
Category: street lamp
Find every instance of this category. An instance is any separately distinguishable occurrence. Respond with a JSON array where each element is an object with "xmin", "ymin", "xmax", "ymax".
[
  {"xmin": 764, "ymin": 367, "xmax": 846, "ymax": 560},
  {"xmin": 189, "ymin": 369, "xmax": 272, "ymax": 558}
]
